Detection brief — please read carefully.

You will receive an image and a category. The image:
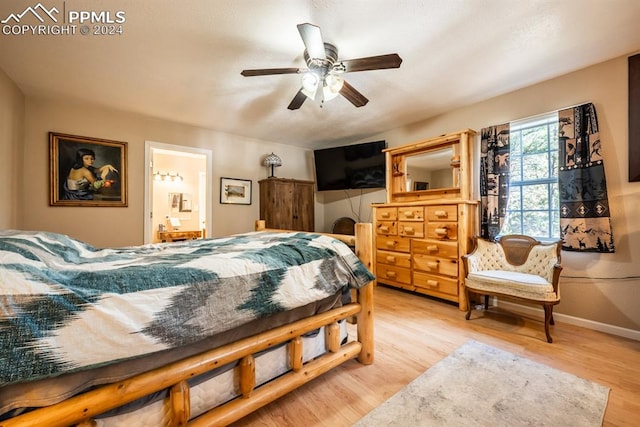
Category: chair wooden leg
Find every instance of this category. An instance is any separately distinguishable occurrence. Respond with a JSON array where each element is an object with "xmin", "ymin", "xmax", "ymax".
[
  {"xmin": 465, "ymin": 287, "xmax": 472, "ymax": 320},
  {"xmin": 484, "ymin": 295, "xmax": 489, "ymax": 309},
  {"xmin": 543, "ymin": 304, "xmax": 554, "ymax": 343}
]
